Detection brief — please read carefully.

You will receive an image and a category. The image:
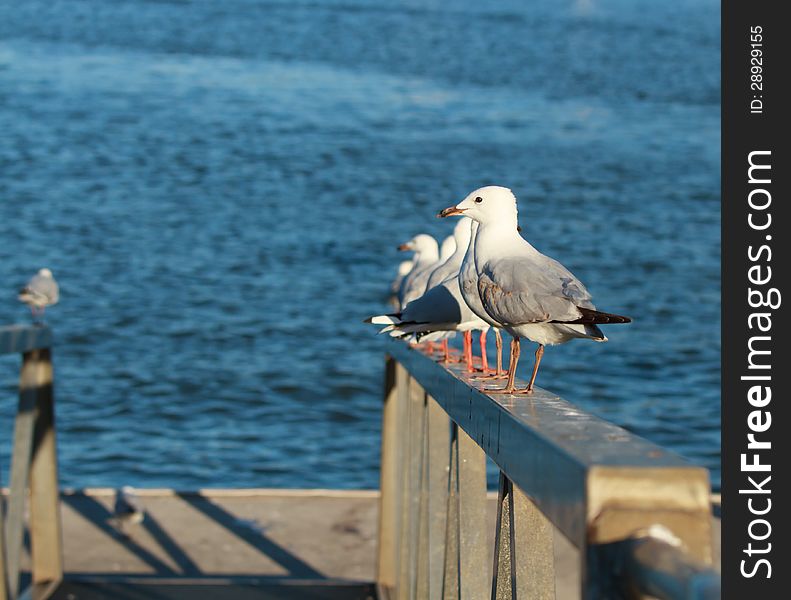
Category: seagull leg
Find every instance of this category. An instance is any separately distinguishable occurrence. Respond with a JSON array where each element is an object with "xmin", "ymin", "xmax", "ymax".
[
  {"xmin": 478, "ymin": 330, "xmax": 490, "ymax": 372},
  {"xmin": 471, "ymin": 329, "xmax": 509, "ymax": 380},
  {"xmin": 440, "ymin": 338, "xmax": 463, "ymax": 364},
  {"xmin": 495, "ymin": 329, "xmax": 505, "ymax": 376},
  {"xmin": 463, "ymin": 331, "xmax": 474, "ymax": 372},
  {"xmin": 526, "ymin": 344, "xmax": 544, "ymax": 393},
  {"xmin": 485, "ymin": 336, "xmax": 521, "ymax": 393}
]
